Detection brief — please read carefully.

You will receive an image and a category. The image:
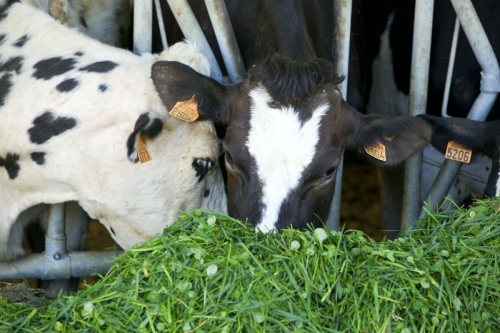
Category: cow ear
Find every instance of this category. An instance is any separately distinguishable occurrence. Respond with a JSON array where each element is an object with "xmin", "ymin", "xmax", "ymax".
[
  {"xmin": 151, "ymin": 60, "xmax": 230, "ymax": 123},
  {"xmin": 349, "ymin": 111, "xmax": 433, "ymax": 165},
  {"xmin": 417, "ymin": 114, "xmax": 490, "ymax": 154}
]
